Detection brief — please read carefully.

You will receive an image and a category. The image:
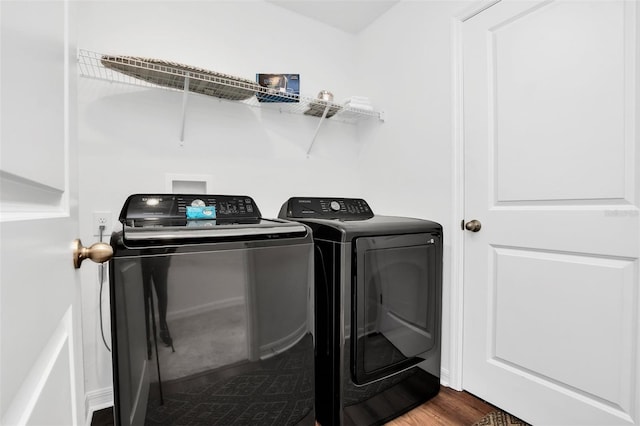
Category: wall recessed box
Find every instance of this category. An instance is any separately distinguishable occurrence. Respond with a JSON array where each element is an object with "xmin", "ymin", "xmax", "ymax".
[{"xmin": 256, "ymin": 73, "xmax": 300, "ymax": 103}]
